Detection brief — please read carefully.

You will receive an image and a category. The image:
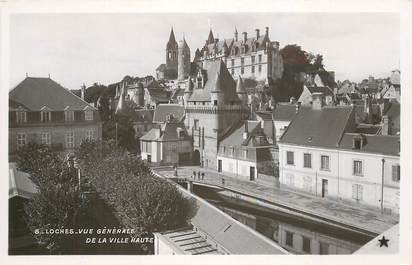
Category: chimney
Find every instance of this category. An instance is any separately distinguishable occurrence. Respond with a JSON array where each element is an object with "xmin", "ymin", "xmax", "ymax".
[
  {"xmin": 289, "ymin": 97, "xmax": 296, "ymax": 104},
  {"xmin": 243, "ymin": 121, "xmax": 249, "ymax": 139},
  {"xmin": 242, "ymin": 32, "xmax": 247, "ymax": 42},
  {"xmin": 382, "ymin": 115, "xmax": 390, "ymax": 135},
  {"xmin": 154, "ymin": 128, "xmax": 161, "ymax": 139},
  {"xmin": 81, "ymin": 84, "xmax": 86, "ymax": 100},
  {"xmin": 255, "ymin": 29, "xmax": 260, "ymax": 39},
  {"xmin": 265, "ymin": 26, "xmax": 269, "ymax": 36},
  {"xmin": 312, "ymin": 92, "xmax": 325, "ymax": 110}
]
